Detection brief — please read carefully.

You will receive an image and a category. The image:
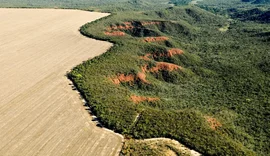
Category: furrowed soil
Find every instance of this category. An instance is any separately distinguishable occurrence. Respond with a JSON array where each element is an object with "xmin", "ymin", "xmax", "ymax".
[{"xmin": 0, "ymin": 9, "xmax": 122, "ymax": 156}]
